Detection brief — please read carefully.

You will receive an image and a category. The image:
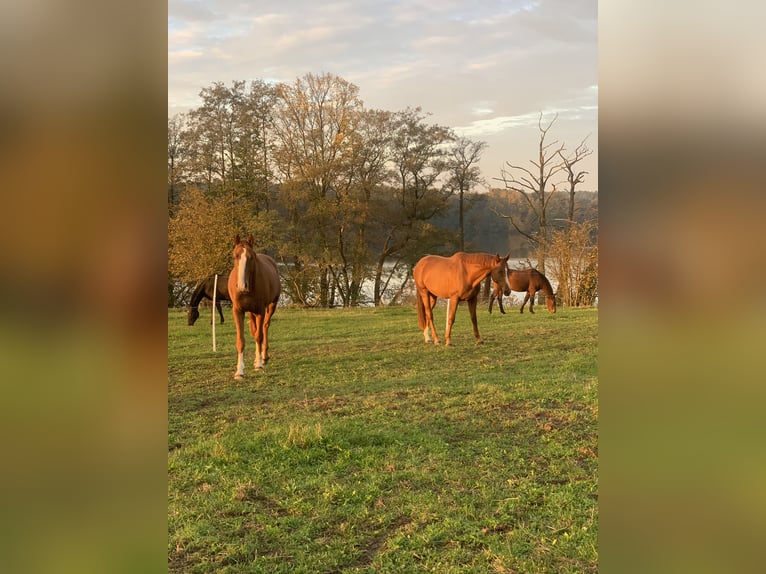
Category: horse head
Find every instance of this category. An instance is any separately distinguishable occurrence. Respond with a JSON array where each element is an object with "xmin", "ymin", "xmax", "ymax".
[
  {"xmin": 547, "ymin": 292, "xmax": 557, "ymax": 313},
  {"xmin": 187, "ymin": 305, "xmax": 200, "ymax": 325},
  {"xmin": 491, "ymin": 254, "xmax": 512, "ymax": 296},
  {"xmin": 232, "ymin": 234, "xmax": 256, "ymax": 293}
]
